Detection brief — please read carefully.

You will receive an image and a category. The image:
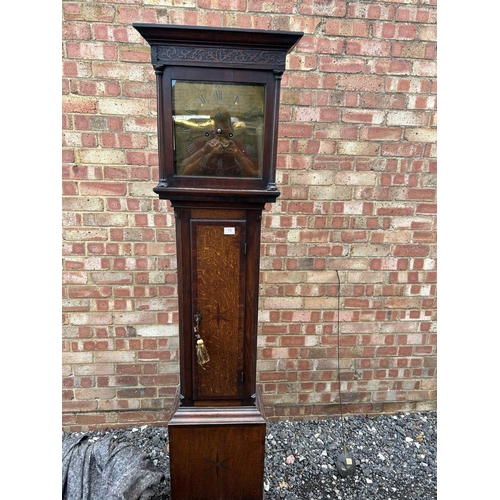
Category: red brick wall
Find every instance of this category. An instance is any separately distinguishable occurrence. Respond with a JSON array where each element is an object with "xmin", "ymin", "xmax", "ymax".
[{"xmin": 62, "ymin": 0, "xmax": 437, "ymax": 431}]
